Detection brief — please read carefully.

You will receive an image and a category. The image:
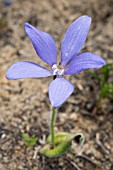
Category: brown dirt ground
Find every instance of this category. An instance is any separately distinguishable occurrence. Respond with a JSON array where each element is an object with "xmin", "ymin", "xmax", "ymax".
[{"xmin": 0, "ymin": 0, "xmax": 113, "ymax": 169}]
